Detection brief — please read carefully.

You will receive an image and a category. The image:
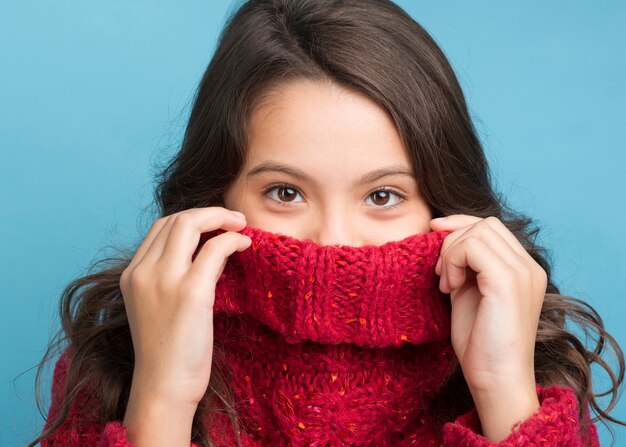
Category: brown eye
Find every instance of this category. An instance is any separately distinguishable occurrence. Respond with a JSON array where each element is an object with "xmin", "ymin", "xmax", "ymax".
[
  {"xmin": 264, "ymin": 184, "xmax": 304, "ymax": 206},
  {"xmin": 370, "ymin": 190, "xmax": 391, "ymax": 206},
  {"xmin": 277, "ymin": 187, "xmax": 298, "ymax": 202},
  {"xmin": 364, "ymin": 188, "xmax": 405, "ymax": 209}
]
